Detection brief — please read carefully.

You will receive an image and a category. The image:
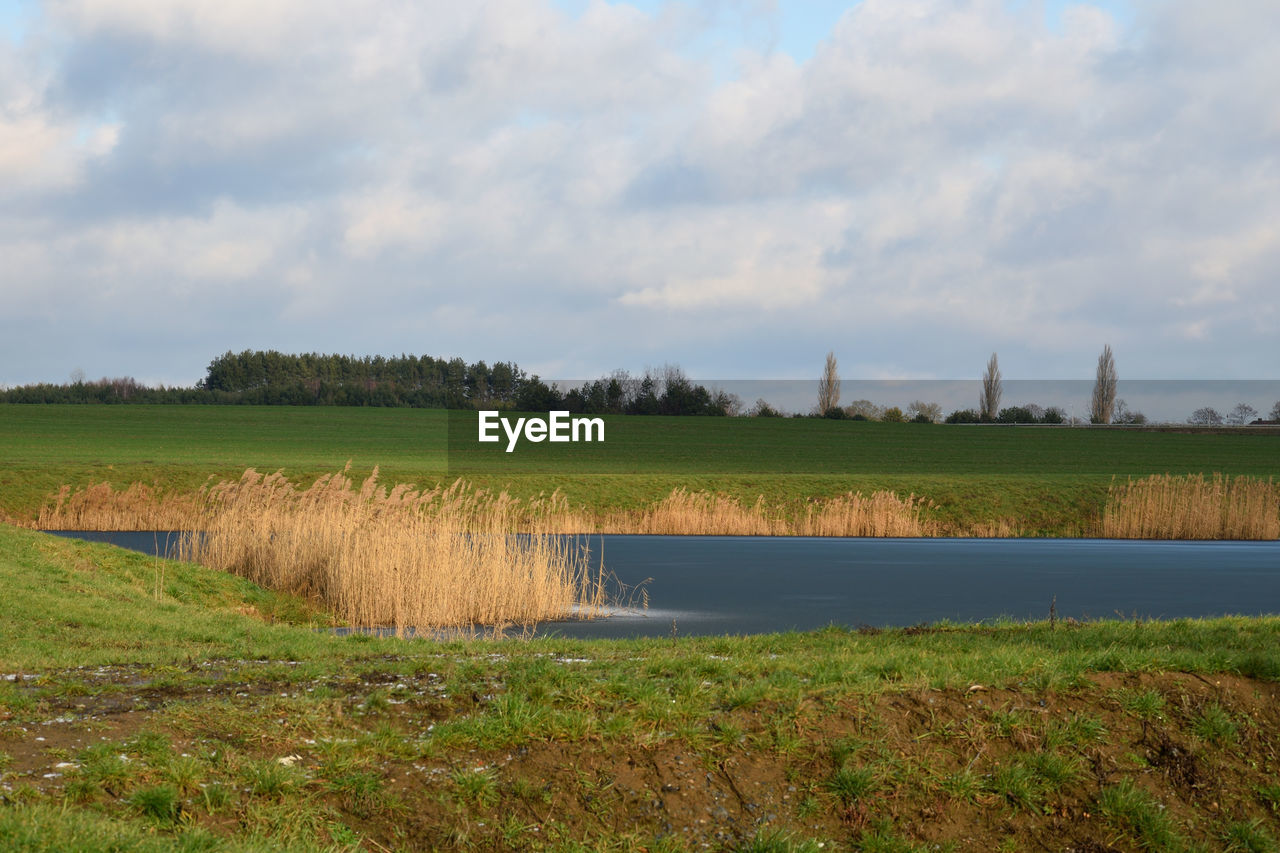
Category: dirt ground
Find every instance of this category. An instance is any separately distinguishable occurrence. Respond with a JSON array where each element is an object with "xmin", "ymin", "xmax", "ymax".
[{"xmin": 3, "ymin": 666, "xmax": 1279, "ymax": 850}]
